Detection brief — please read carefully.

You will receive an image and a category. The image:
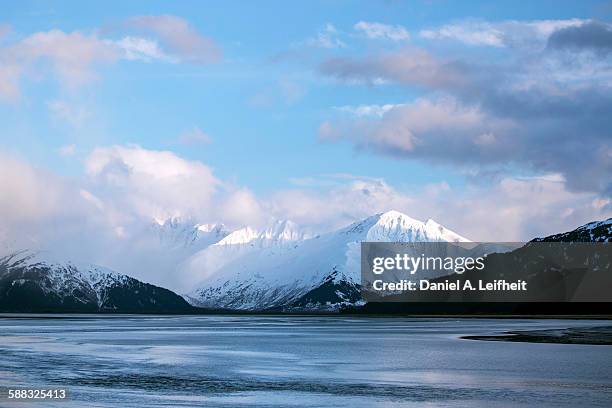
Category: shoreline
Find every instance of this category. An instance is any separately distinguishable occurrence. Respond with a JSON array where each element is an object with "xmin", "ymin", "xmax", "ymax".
[
  {"xmin": 462, "ymin": 325, "xmax": 612, "ymax": 345},
  {"xmin": 0, "ymin": 312, "xmax": 611, "ymax": 320}
]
